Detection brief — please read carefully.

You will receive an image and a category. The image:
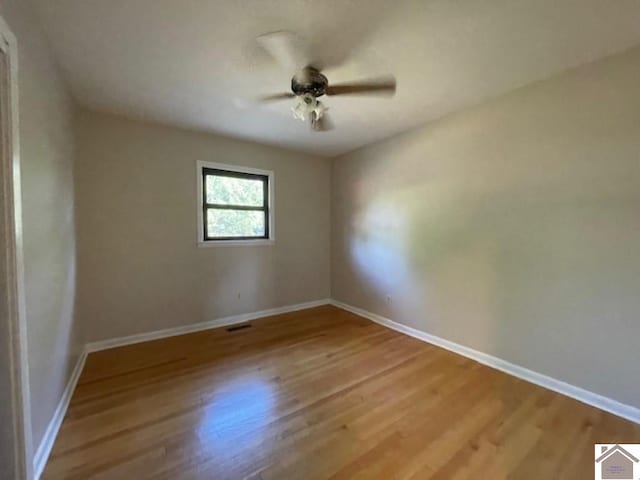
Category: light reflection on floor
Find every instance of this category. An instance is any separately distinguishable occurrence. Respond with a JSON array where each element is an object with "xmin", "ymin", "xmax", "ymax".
[{"xmin": 195, "ymin": 376, "xmax": 276, "ymax": 452}]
